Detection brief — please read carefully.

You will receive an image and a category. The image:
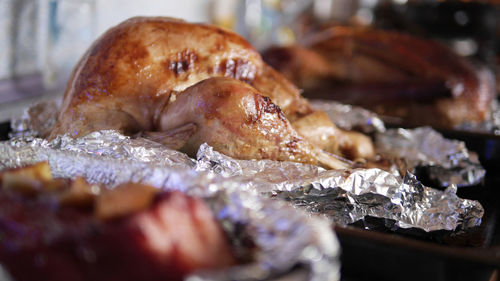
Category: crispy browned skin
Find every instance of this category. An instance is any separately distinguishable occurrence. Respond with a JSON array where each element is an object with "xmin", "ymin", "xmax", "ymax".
[
  {"xmin": 50, "ymin": 17, "xmax": 373, "ymax": 166},
  {"xmin": 263, "ymin": 27, "xmax": 496, "ymax": 128}
]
